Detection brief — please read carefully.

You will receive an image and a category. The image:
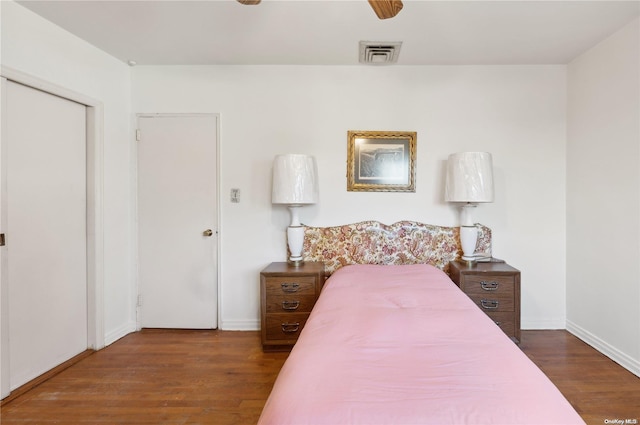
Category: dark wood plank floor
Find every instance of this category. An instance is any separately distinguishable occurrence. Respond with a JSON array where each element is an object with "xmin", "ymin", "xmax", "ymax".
[
  {"xmin": 520, "ymin": 331, "xmax": 639, "ymax": 425},
  {"xmin": 1, "ymin": 330, "xmax": 638, "ymax": 424}
]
